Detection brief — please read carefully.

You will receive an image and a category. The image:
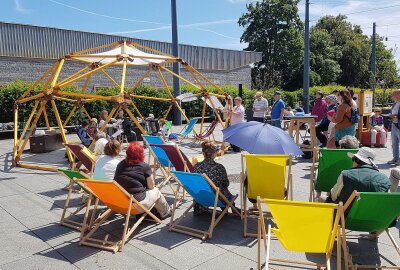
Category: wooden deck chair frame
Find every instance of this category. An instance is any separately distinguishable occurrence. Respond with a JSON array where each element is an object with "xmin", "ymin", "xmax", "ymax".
[
  {"xmin": 340, "ymin": 191, "xmax": 400, "ymax": 269},
  {"xmin": 241, "ymin": 154, "xmax": 293, "ymax": 238},
  {"xmin": 257, "ymin": 197, "xmax": 348, "ymax": 270},
  {"xmin": 58, "ymin": 169, "xmax": 100, "ymax": 231},
  {"xmin": 77, "ymin": 179, "xmax": 162, "ymax": 253},
  {"xmin": 169, "ymin": 172, "xmax": 240, "ymax": 240},
  {"xmin": 142, "ymin": 135, "xmax": 170, "ymax": 181},
  {"xmin": 178, "ymin": 118, "xmax": 198, "ymax": 141},
  {"xmin": 192, "ymin": 120, "xmax": 218, "ymax": 144},
  {"xmin": 65, "ymin": 143, "xmax": 95, "ymax": 174}
]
